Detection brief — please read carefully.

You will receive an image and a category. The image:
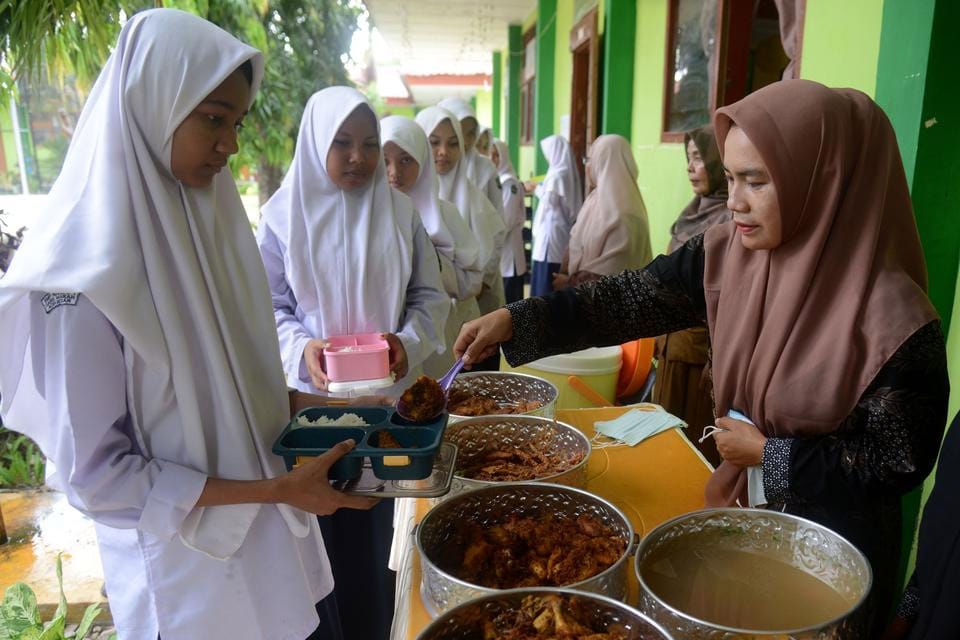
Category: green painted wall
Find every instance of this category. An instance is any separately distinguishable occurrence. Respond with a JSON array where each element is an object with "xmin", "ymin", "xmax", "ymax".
[
  {"xmin": 492, "ymin": 51, "xmax": 503, "ymax": 137},
  {"xmin": 475, "ymin": 88, "xmax": 494, "ymax": 130},
  {"xmin": 875, "ymin": 0, "xmax": 960, "ymax": 588},
  {"xmin": 381, "ymin": 104, "xmax": 417, "ymax": 119},
  {"xmin": 799, "ymin": 0, "xmax": 884, "ymax": 96},
  {"xmin": 629, "ymin": 0, "xmax": 692, "ymax": 254},
  {"xmin": 553, "ymin": 0, "xmax": 574, "ymax": 137},
  {"xmin": 534, "ymin": 0, "xmax": 558, "ymax": 174},
  {"xmin": 601, "ymin": 0, "xmax": 637, "ymax": 138},
  {"xmin": 507, "ymin": 25, "xmax": 523, "ymax": 171}
]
